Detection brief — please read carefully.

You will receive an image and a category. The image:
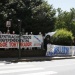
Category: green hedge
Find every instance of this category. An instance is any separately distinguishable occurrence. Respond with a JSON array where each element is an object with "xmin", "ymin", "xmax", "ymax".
[{"xmin": 51, "ymin": 29, "xmax": 73, "ymax": 45}]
